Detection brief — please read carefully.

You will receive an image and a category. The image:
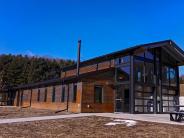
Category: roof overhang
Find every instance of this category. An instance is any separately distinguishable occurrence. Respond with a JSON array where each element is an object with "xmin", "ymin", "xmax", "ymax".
[{"xmin": 133, "ymin": 40, "xmax": 184, "ymax": 66}]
